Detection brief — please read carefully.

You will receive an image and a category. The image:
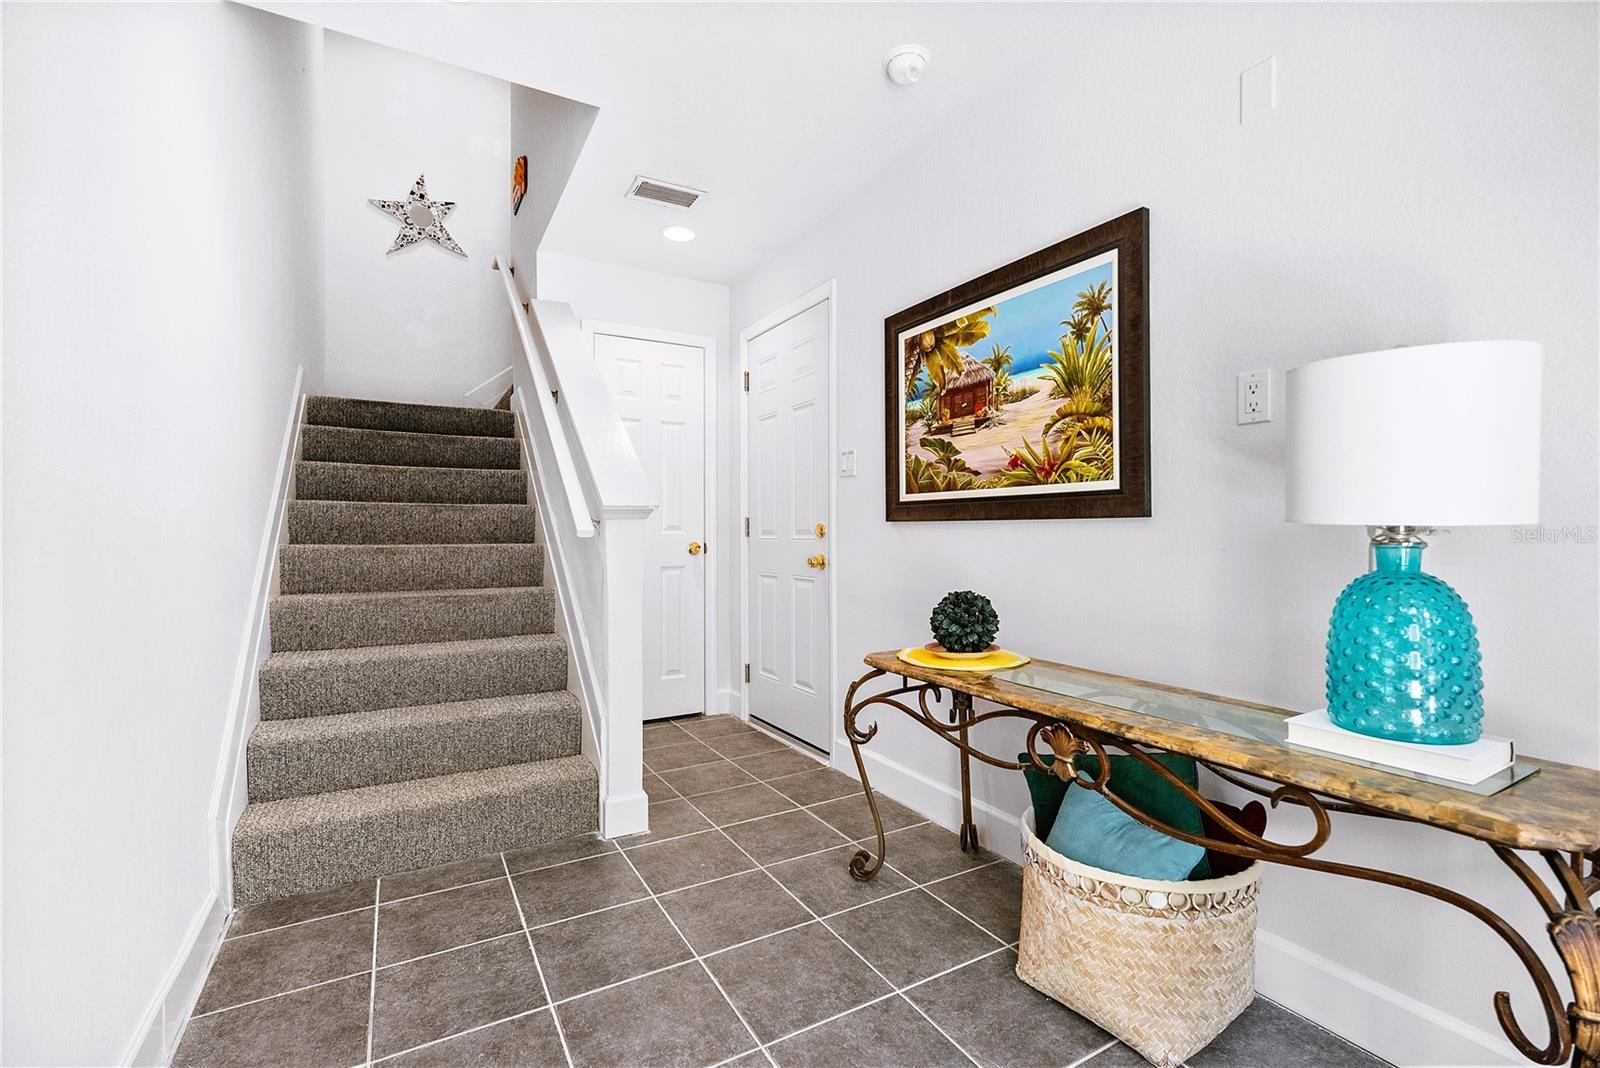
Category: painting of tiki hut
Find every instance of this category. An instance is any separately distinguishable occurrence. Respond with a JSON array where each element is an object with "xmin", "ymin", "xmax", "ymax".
[{"xmin": 884, "ymin": 209, "xmax": 1150, "ymax": 521}]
